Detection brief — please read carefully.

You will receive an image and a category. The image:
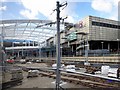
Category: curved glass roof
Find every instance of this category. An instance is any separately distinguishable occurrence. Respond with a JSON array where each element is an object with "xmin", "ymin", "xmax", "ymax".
[{"xmin": 0, "ymin": 20, "xmax": 65, "ymax": 44}]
